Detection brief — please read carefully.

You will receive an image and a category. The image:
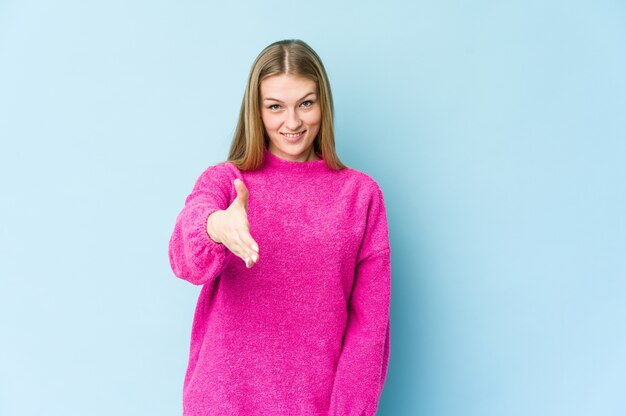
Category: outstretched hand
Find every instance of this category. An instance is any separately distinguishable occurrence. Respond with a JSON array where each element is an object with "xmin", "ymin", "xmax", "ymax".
[{"xmin": 206, "ymin": 178, "xmax": 260, "ymax": 268}]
